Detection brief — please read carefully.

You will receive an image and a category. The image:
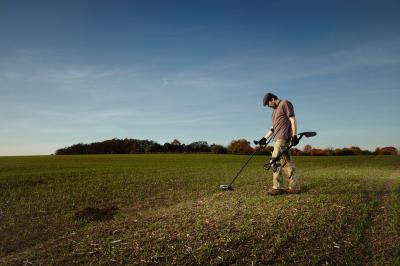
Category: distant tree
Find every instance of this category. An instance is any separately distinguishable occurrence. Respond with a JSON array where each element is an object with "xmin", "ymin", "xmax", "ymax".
[
  {"xmin": 291, "ymin": 148, "xmax": 302, "ymax": 156},
  {"xmin": 350, "ymin": 146, "xmax": 362, "ymax": 155},
  {"xmin": 323, "ymin": 148, "xmax": 334, "ymax": 156},
  {"xmin": 164, "ymin": 139, "xmax": 184, "ymax": 153},
  {"xmin": 376, "ymin": 146, "xmax": 397, "ymax": 155},
  {"xmin": 130, "ymin": 143, "xmax": 137, "ymax": 154},
  {"xmin": 163, "ymin": 142, "xmax": 171, "ymax": 153},
  {"xmin": 256, "ymin": 145, "xmax": 274, "ymax": 155},
  {"xmin": 335, "ymin": 148, "xmax": 355, "ymax": 156},
  {"xmin": 227, "ymin": 139, "xmax": 253, "ymax": 155},
  {"xmin": 56, "ymin": 138, "xmax": 158, "ymax": 155},
  {"xmin": 310, "ymin": 148, "xmax": 325, "ymax": 156},
  {"xmin": 187, "ymin": 141, "xmax": 210, "ymax": 153},
  {"xmin": 145, "ymin": 143, "xmax": 162, "ymax": 153},
  {"xmin": 171, "ymin": 139, "xmax": 181, "ymax": 146},
  {"xmin": 303, "ymin": 144, "xmax": 312, "ymax": 155},
  {"xmin": 55, "ymin": 148, "xmax": 67, "ymax": 155},
  {"xmin": 210, "ymin": 144, "xmax": 227, "ymax": 154},
  {"xmin": 55, "ymin": 138, "xmax": 397, "ymax": 156}
]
